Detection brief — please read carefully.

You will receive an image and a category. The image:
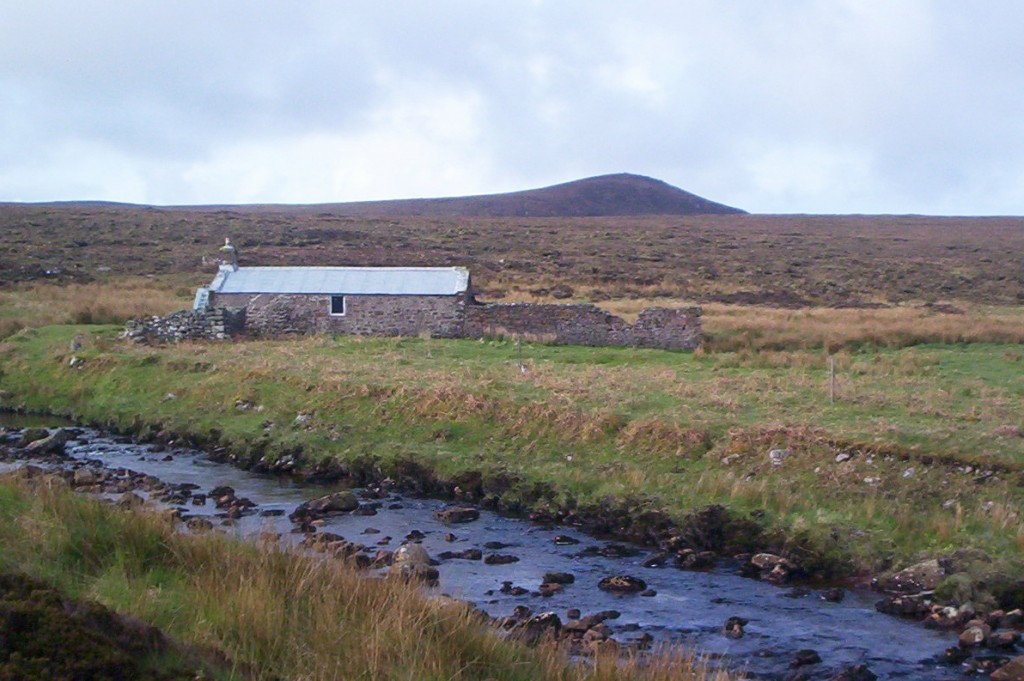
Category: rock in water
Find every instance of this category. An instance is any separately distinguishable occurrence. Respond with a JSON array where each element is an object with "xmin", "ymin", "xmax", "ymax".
[
  {"xmin": 829, "ymin": 664, "xmax": 877, "ymax": 681},
  {"xmin": 290, "ymin": 491, "xmax": 360, "ymax": 521},
  {"xmin": 597, "ymin": 575, "xmax": 647, "ymax": 594},
  {"xmin": 543, "ymin": 572, "xmax": 575, "ymax": 585},
  {"xmin": 391, "ymin": 543, "xmax": 438, "ymax": 583},
  {"xmin": 992, "ymin": 656, "xmax": 1024, "ymax": 681},
  {"xmin": 790, "ymin": 649, "xmax": 821, "ymax": 667},
  {"xmin": 434, "ymin": 506, "xmax": 480, "ymax": 524},
  {"xmin": 24, "ymin": 428, "xmax": 71, "ymax": 456}
]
